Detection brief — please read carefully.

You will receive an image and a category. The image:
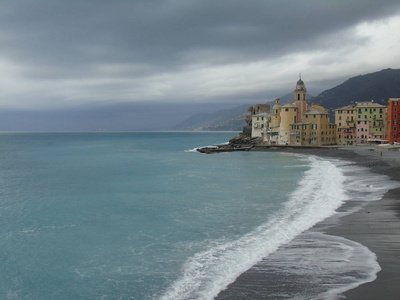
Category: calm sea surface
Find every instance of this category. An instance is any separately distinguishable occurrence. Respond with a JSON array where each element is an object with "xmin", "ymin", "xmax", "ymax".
[{"xmin": 0, "ymin": 132, "xmax": 394, "ymax": 299}]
